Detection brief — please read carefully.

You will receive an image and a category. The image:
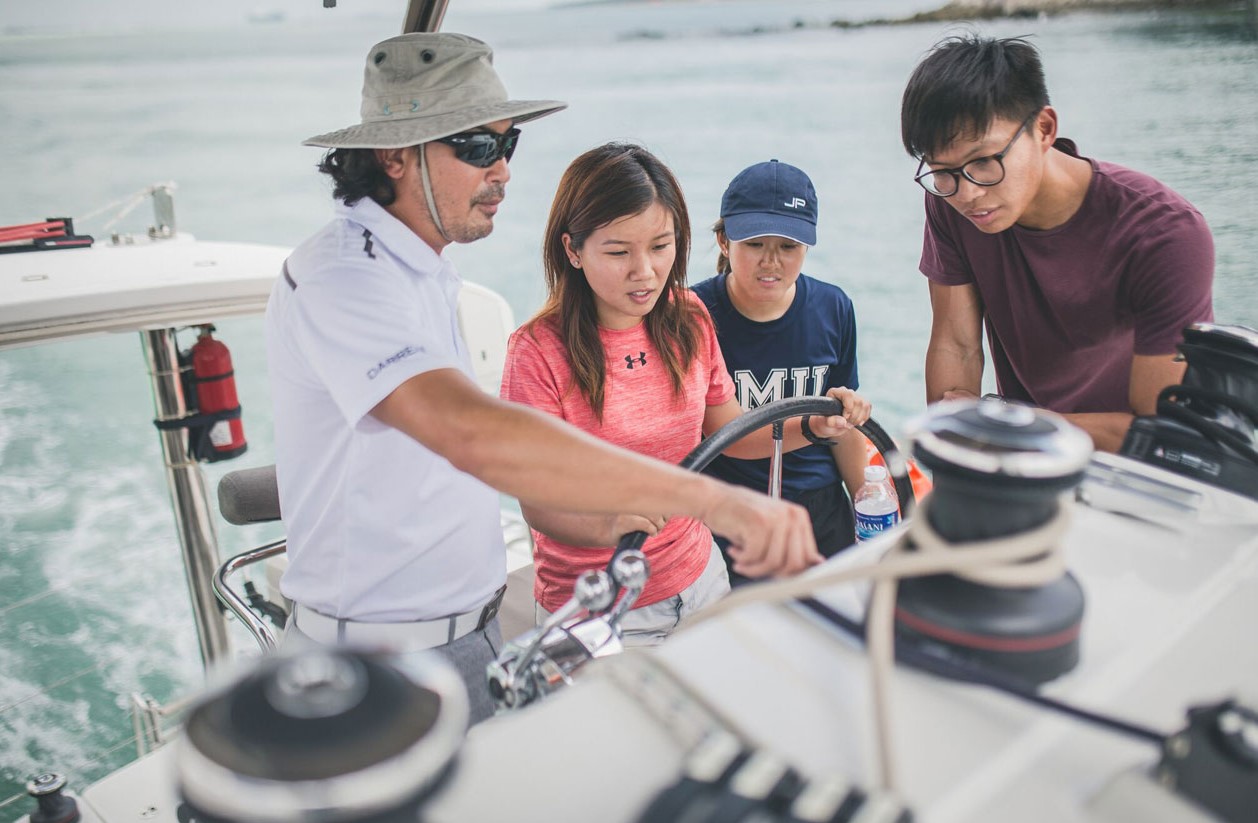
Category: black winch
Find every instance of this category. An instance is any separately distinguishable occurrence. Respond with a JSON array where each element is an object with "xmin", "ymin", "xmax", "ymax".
[
  {"xmin": 1121, "ymin": 322, "xmax": 1258, "ymax": 500},
  {"xmin": 174, "ymin": 648, "xmax": 467, "ymax": 823},
  {"xmin": 896, "ymin": 399, "xmax": 1094, "ymax": 685}
]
